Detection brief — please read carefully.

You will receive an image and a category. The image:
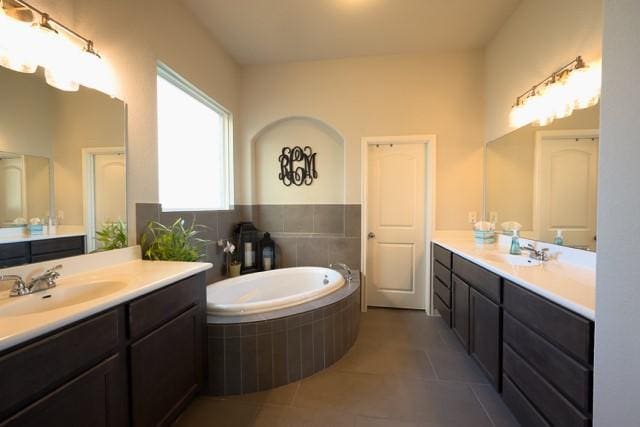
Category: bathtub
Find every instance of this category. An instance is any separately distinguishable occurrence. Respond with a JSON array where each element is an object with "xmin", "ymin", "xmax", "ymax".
[{"xmin": 206, "ymin": 267, "xmax": 346, "ymax": 316}]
